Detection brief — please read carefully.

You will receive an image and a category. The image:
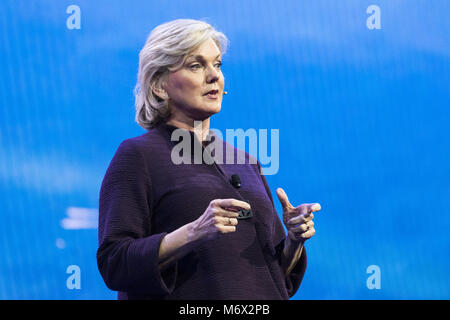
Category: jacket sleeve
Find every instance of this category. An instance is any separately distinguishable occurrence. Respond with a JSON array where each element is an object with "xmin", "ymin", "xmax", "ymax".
[
  {"xmin": 96, "ymin": 139, "xmax": 177, "ymax": 297},
  {"xmin": 256, "ymin": 161, "xmax": 307, "ymax": 298}
]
